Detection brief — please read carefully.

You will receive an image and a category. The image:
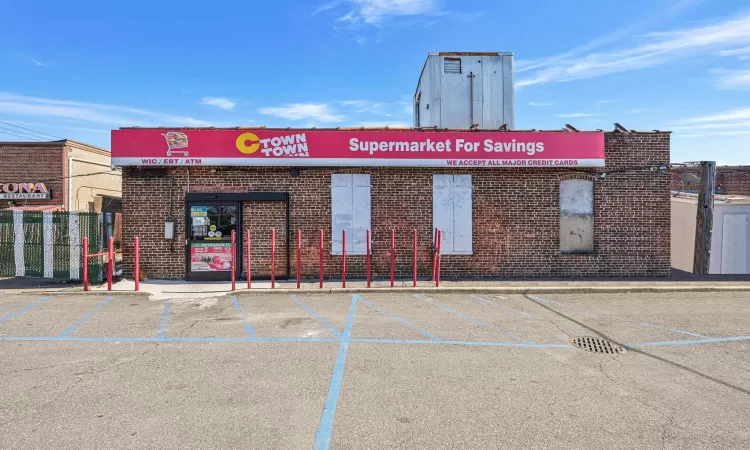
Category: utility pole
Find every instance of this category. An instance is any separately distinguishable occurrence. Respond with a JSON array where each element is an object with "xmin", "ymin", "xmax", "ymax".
[{"xmin": 693, "ymin": 161, "xmax": 716, "ymax": 275}]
